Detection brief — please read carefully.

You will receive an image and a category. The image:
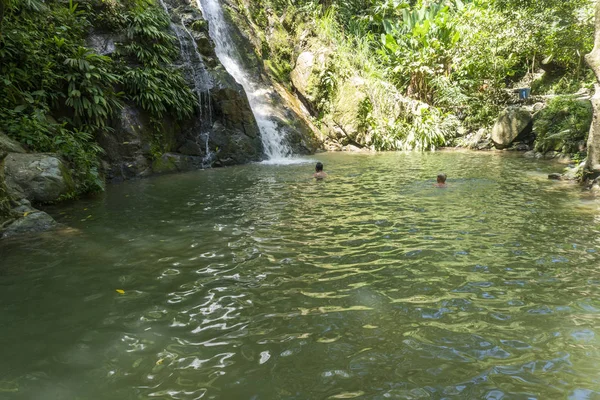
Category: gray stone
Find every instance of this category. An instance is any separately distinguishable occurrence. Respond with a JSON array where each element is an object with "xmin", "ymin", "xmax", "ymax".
[
  {"xmin": 491, "ymin": 108, "xmax": 533, "ymax": 149},
  {"xmin": 333, "ymin": 76, "xmax": 368, "ymax": 140},
  {"xmin": 548, "ymin": 173, "xmax": 562, "ymax": 180},
  {"xmin": 1, "ymin": 211, "xmax": 57, "ymax": 238},
  {"xmin": 514, "ymin": 143, "xmax": 530, "ymax": 151},
  {"xmin": 86, "ymin": 33, "xmax": 121, "ymax": 56},
  {"xmin": 291, "ymin": 51, "xmax": 315, "ymax": 99},
  {"xmin": 3, "ymin": 153, "xmax": 74, "ymax": 203},
  {"xmin": 524, "ymin": 150, "xmax": 536, "ymax": 158},
  {"xmin": 0, "ymin": 133, "xmax": 26, "ymax": 154}
]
